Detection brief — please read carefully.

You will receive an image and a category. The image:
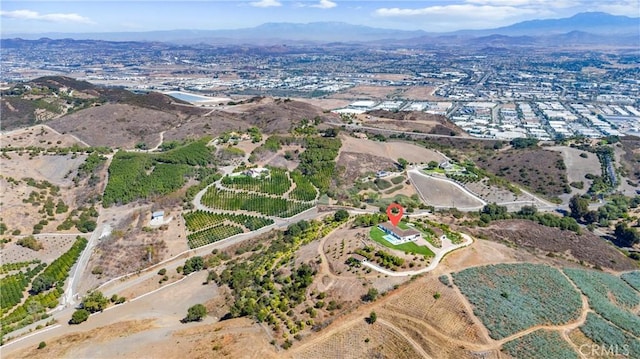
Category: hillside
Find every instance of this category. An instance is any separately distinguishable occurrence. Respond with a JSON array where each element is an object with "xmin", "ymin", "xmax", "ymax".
[
  {"xmin": 4, "ymin": 77, "xmax": 339, "ymax": 148},
  {"xmin": 0, "ymin": 76, "xmax": 202, "ymax": 131}
]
